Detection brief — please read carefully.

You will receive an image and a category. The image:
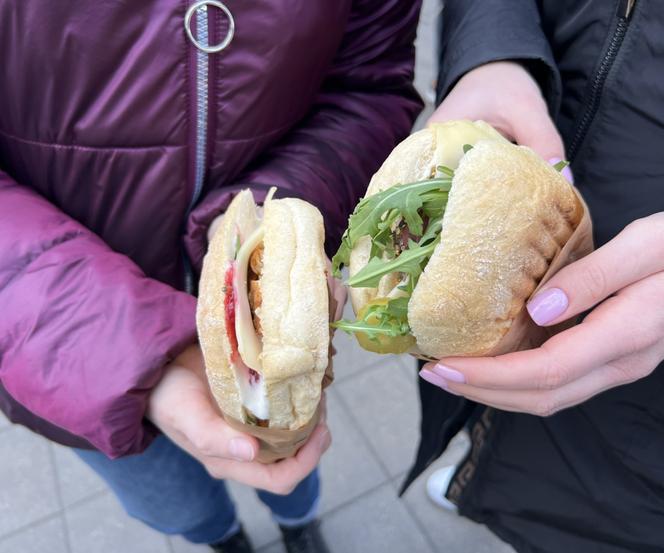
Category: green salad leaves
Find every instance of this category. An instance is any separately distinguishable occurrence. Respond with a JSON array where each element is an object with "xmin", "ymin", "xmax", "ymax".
[
  {"xmin": 333, "ymin": 297, "xmax": 411, "ymax": 340},
  {"xmin": 331, "ymin": 150, "xmax": 571, "ymax": 347},
  {"xmin": 331, "ymin": 169, "xmax": 453, "ymax": 342}
]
